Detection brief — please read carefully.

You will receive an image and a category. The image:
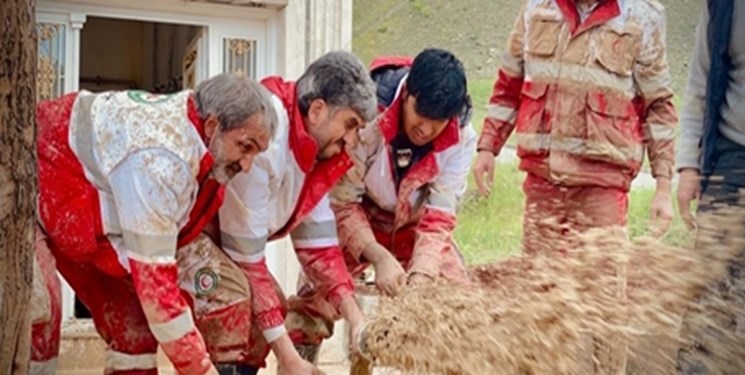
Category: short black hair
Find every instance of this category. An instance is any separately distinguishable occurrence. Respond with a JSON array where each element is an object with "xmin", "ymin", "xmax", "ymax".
[{"xmin": 406, "ymin": 48, "xmax": 468, "ymax": 121}]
